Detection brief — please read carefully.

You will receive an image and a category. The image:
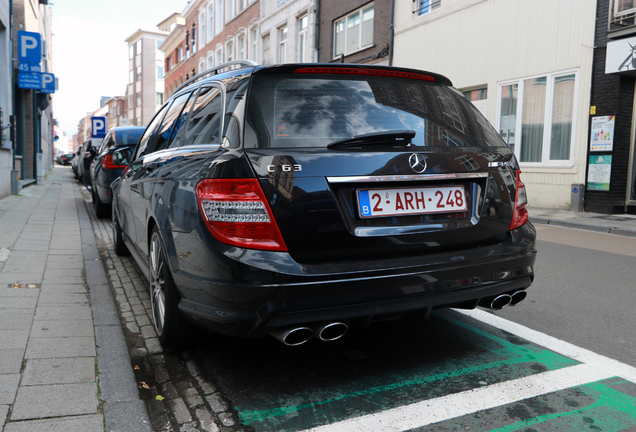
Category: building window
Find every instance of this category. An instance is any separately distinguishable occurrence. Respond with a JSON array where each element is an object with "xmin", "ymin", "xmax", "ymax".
[
  {"xmin": 192, "ymin": 25, "xmax": 197, "ymax": 55},
  {"xmin": 178, "ymin": 46, "xmax": 183, "ymax": 62},
  {"xmin": 615, "ymin": 0, "xmax": 636, "ymax": 16},
  {"xmin": 227, "ymin": 40, "xmax": 234, "ymax": 62},
  {"xmin": 216, "ymin": 0, "xmax": 223, "ymax": 34},
  {"xmin": 415, "ymin": 0, "xmax": 441, "ymax": 16},
  {"xmin": 250, "ymin": 26, "xmax": 258, "ymax": 61},
  {"xmin": 136, "ymin": 117, "xmax": 142, "ymax": 126},
  {"xmin": 216, "ymin": 47, "xmax": 223, "ymax": 65},
  {"xmin": 227, "ymin": 0, "xmax": 234, "ymax": 21},
  {"xmin": 238, "ymin": 34, "xmax": 246, "ymax": 59},
  {"xmin": 136, "ymin": 93, "xmax": 141, "ymax": 106},
  {"xmin": 157, "ymin": 66, "xmax": 164, "ymax": 79},
  {"xmin": 136, "ymin": 39, "xmax": 142, "ymax": 55},
  {"xmin": 166, "ymin": 56, "xmax": 172, "ymax": 71},
  {"xmin": 156, "ymin": 40, "xmax": 162, "ymax": 51},
  {"xmin": 278, "ymin": 27, "xmax": 287, "ymax": 63},
  {"xmin": 156, "ymin": 92, "xmax": 164, "ymax": 105},
  {"xmin": 186, "ymin": 31, "xmax": 190, "ymax": 59},
  {"xmin": 199, "ymin": 59, "xmax": 205, "ymax": 73},
  {"xmin": 334, "ymin": 4, "xmax": 374, "ymax": 58},
  {"xmin": 498, "ymin": 71, "xmax": 577, "ymax": 165},
  {"xmin": 136, "ymin": 66, "xmax": 142, "ymax": 81},
  {"xmin": 298, "ymin": 15, "xmax": 308, "ymax": 63},
  {"xmin": 200, "ymin": 12, "xmax": 206, "ymax": 49},
  {"xmin": 129, "ymin": 70, "xmax": 134, "ymax": 84},
  {"xmin": 207, "ymin": 53, "xmax": 214, "ymax": 68},
  {"xmin": 129, "ymin": 45, "xmax": 134, "ymax": 59},
  {"xmin": 208, "ymin": 4, "xmax": 215, "ymax": 40},
  {"xmin": 238, "ymin": 0, "xmax": 245, "ymax": 13}
]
